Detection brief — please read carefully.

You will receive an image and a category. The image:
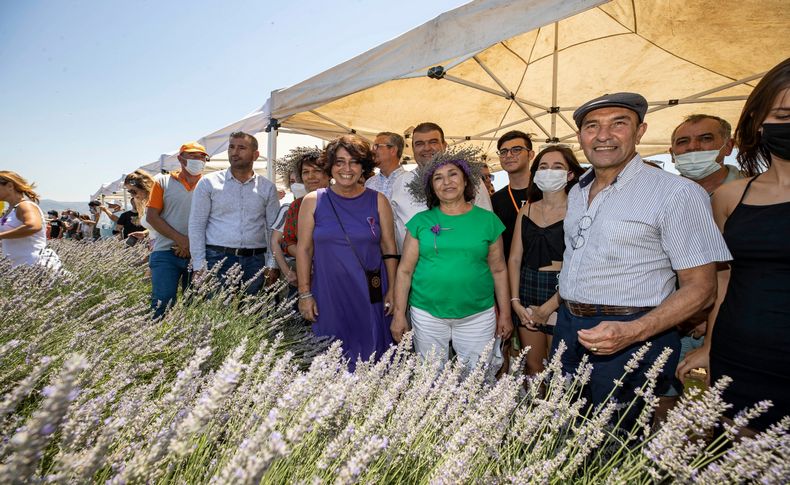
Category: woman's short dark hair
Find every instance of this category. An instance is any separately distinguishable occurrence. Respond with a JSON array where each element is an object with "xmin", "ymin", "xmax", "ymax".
[
  {"xmin": 527, "ymin": 146, "xmax": 586, "ymax": 202},
  {"xmin": 425, "ymin": 161, "xmax": 476, "ymax": 209},
  {"xmin": 735, "ymin": 58, "xmax": 790, "ymax": 176},
  {"xmin": 324, "ymin": 135, "xmax": 375, "ymax": 178},
  {"xmin": 296, "ymin": 152, "xmax": 326, "ymax": 182}
]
